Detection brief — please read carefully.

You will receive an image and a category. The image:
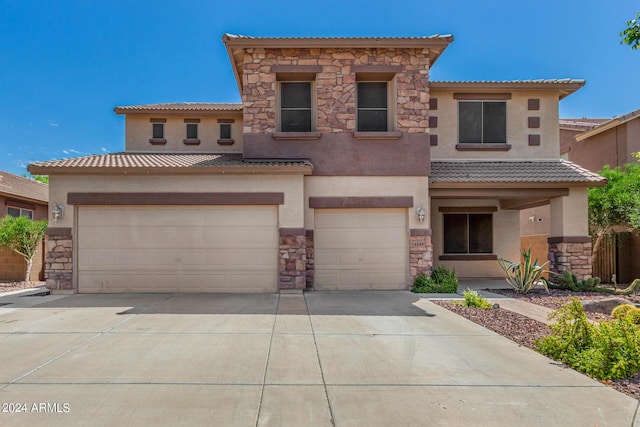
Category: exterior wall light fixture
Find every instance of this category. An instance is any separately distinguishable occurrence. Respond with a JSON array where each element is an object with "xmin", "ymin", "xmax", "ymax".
[
  {"xmin": 416, "ymin": 205, "xmax": 425, "ymax": 223},
  {"xmin": 52, "ymin": 204, "xmax": 64, "ymax": 222}
]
